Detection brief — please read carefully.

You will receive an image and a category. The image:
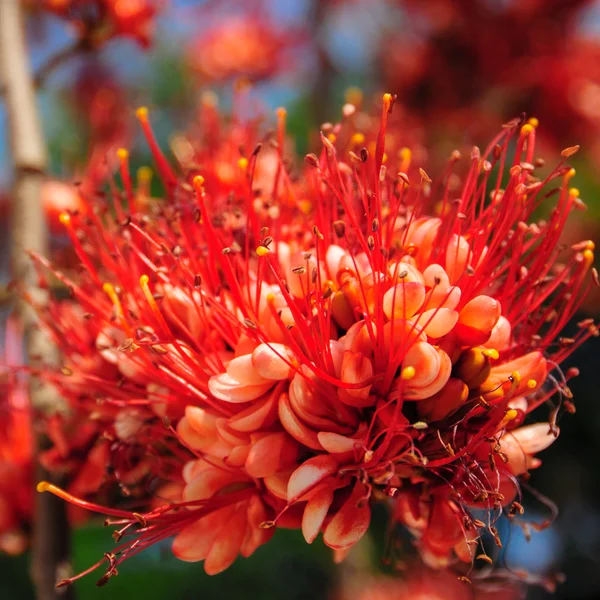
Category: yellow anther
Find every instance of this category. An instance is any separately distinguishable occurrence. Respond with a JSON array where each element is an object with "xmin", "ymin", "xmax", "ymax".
[
  {"xmin": 345, "ymin": 86, "xmax": 363, "ymax": 106},
  {"xmin": 527, "ymin": 117, "xmax": 539, "ymax": 128},
  {"xmin": 327, "ymin": 133, "xmax": 336, "ymax": 143},
  {"xmin": 481, "ymin": 348, "xmax": 499, "ymax": 360},
  {"xmin": 135, "ymin": 106, "xmax": 149, "ymax": 122},
  {"xmin": 583, "ymin": 249, "xmax": 594, "ymax": 263},
  {"xmin": 58, "ymin": 212, "xmax": 71, "ymax": 226},
  {"xmin": 351, "ymin": 133, "xmax": 365, "ymax": 146},
  {"xmin": 37, "ymin": 481, "xmax": 51, "ymax": 493},
  {"xmin": 504, "ymin": 409, "xmax": 518, "ymax": 421},
  {"xmin": 401, "ymin": 366, "xmax": 416, "ymax": 381},
  {"xmin": 565, "ymin": 168, "xmax": 576, "ymax": 182},
  {"xmin": 137, "ymin": 166, "xmax": 153, "ymax": 183},
  {"xmin": 382, "ymin": 152, "xmax": 388, "ymax": 164},
  {"xmin": 117, "ymin": 148, "xmax": 129, "ymax": 161},
  {"xmin": 520, "ymin": 123, "xmax": 534, "ymax": 136},
  {"xmin": 527, "ymin": 379, "xmax": 538, "ymax": 389},
  {"xmin": 266, "ymin": 293, "xmax": 276, "ymax": 304},
  {"xmin": 276, "ymin": 107, "xmax": 287, "ymax": 119},
  {"xmin": 569, "ymin": 187, "xmax": 580, "ymax": 197},
  {"xmin": 103, "ymin": 282, "xmax": 121, "ymax": 307},
  {"xmin": 586, "ymin": 241, "xmax": 595, "ymax": 251},
  {"xmin": 193, "ymin": 175, "xmax": 205, "ymax": 189},
  {"xmin": 256, "ymin": 246, "xmax": 270, "ymax": 257},
  {"xmin": 412, "ymin": 421, "xmax": 428, "ymax": 430},
  {"xmin": 399, "ymin": 147, "xmax": 412, "ymax": 172},
  {"xmin": 299, "ymin": 200, "xmax": 312, "ymax": 215},
  {"xmin": 238, "ymin": 157, "xmax": 248, "ymax": 171},
  {"xmin": 383, "ymin": 92, "xmax": 393, "ymax": 105}
]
